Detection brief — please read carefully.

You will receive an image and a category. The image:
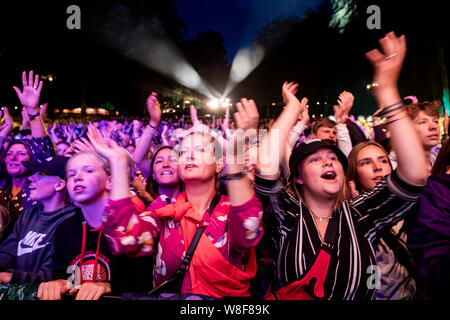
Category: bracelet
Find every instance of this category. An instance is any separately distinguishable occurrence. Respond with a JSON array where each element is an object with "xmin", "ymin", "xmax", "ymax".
[
  {"xmin": 385, "ymin": 107, "xmax": 407, "ymax": 120},
  {"xmin": 385, "ymin": 115, "xmax": 407, "ymax": 126},
  {"xmin": 28, "ymin": 113, "xmax": 40, "ymax": 121},
  {"xmin": 149, "ymin": 122, "xmax": 157, "ymax": 129},
  {"xmin": 377, "ymin": 101, "xmax": 405, "ymax": 117},
  {"xmin": 218, "ymin": 168, "xmax": 248, "ymax": 181}
]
